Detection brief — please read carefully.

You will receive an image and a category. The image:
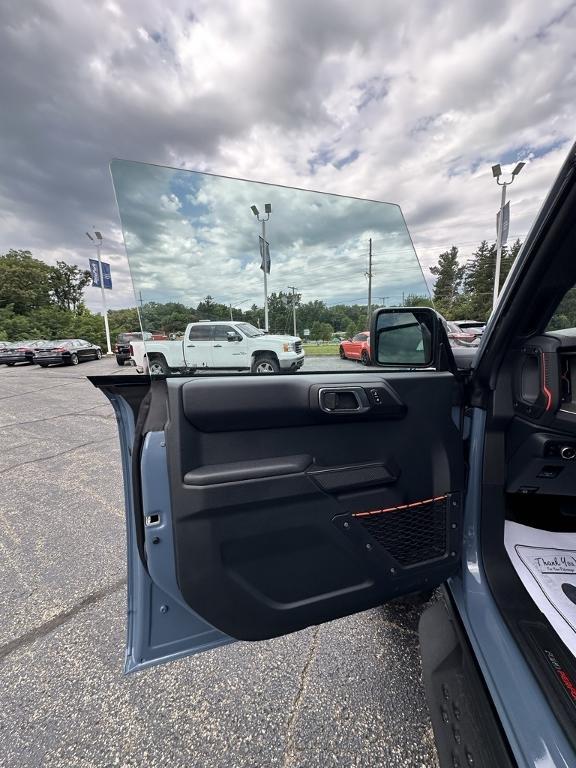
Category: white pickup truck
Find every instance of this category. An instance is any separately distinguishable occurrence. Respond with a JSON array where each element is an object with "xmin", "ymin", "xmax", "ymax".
[{"xmin": 130, "ymin": 321, "xmax": 305, "ymax": 375}]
